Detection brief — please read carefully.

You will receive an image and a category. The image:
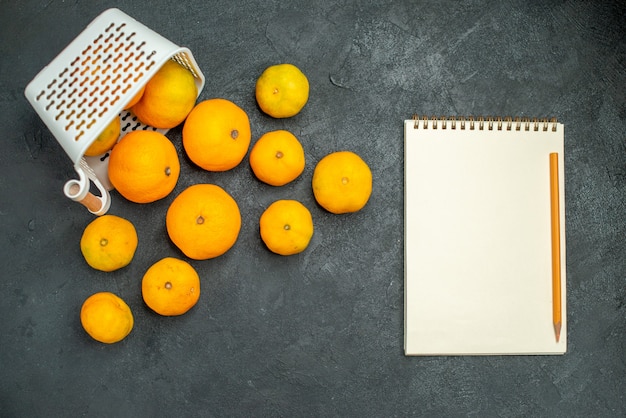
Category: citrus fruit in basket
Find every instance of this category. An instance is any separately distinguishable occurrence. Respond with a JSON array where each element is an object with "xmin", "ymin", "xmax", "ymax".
[
  {"xmin": 80, "ymin": 214, "xmax": 138, "ymax": 272},
  {"xmin": 124, "ymin": 85, "xmax": 146, "ymax": 110},
  {"xmin": 83, "ymin": 117, "xmax": 120, "ymax": 157},
  {"xmin": 260, "ymin": 200, "xmax": 314, "ymax": 256},
  {"xmin": 80, "ymin": 292, "xmax": 134, "ymax": 344},
  {"xmin": 142, "ymin": 257, "xmax": 200, "ymax": 316},
  {"xmin": 108, "ymin": 130, "xmax": 180, "ymax": 203},
  {"xmin": 255, "ymin": 63, "xmax": 309, "ymax": 118},
  {"xmin": 166, "ymin": 184, "xmax": 241, "ymax": 260},
  {"xmin": 132, "ymin": 60, "xmax": 197, "ymax": 129},
  {"xmin": 312, "ymin": 151, "xmax": 372, "ymax": 214},
  {"xmin": 182, "ymin": 98, "xmax": 251, "ymax": 171},
  {"xmin": 249, "ymin": 130, "xmax": 305, "ymax": 186}
]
